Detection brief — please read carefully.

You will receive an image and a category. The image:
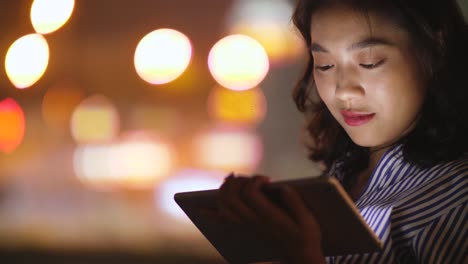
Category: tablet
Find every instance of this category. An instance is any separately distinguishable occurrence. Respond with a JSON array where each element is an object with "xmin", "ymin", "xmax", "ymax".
[{"xmin": 174, "ymin": 176, "xmax": 382, "ymax": 263}]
